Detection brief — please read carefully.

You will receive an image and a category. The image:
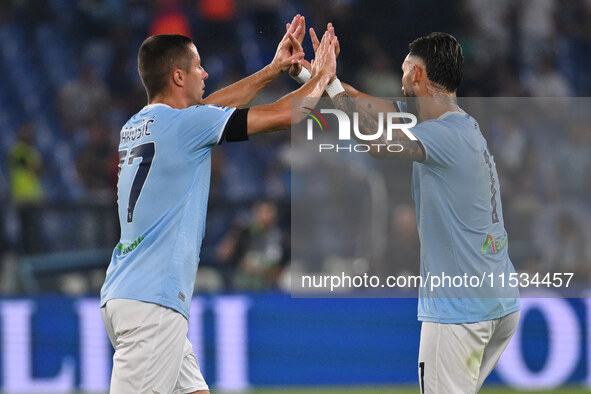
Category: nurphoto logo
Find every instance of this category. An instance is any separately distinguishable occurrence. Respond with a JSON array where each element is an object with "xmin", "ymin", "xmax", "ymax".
[{"xmin": 303, "ymin": 108, "xmax": 418, "ymax": 153}]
